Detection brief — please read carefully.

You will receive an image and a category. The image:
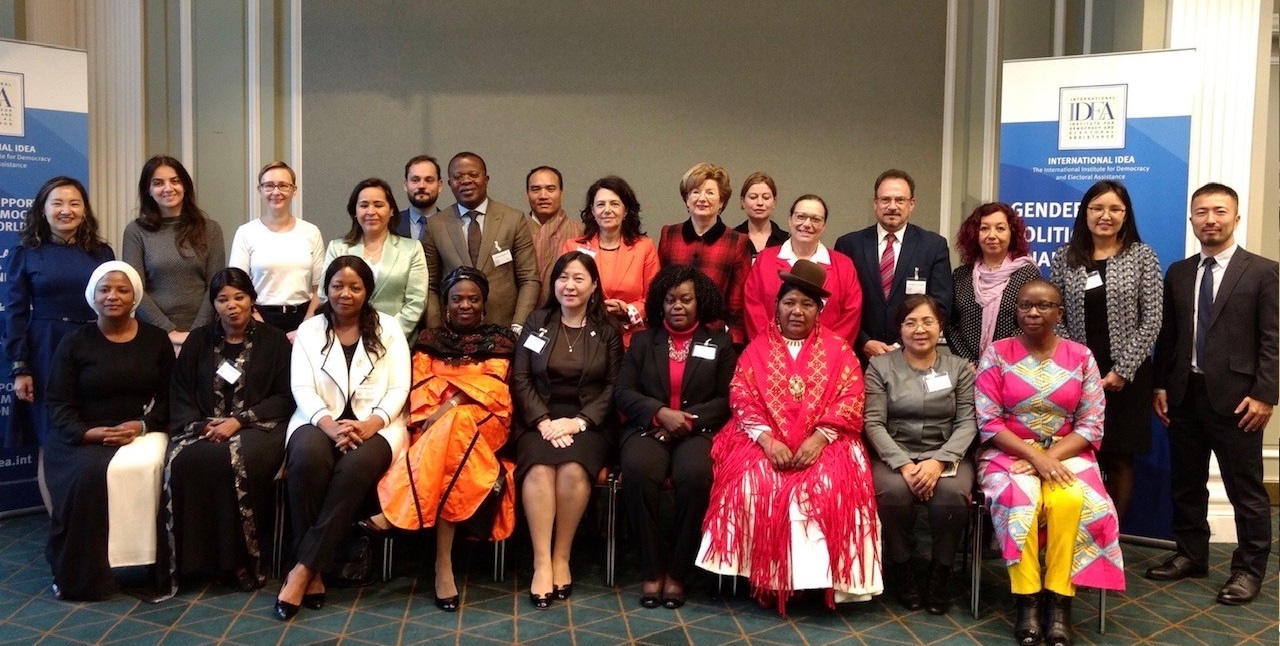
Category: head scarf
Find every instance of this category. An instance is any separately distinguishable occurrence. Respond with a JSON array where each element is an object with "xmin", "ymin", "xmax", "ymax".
[
  {"xmin": 441, "ymin": 265, "xmax": 490, "ymax": 302},
  {"xmin": 84, "ymin": 260, "xmax": 144, "ymax": 316}
]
